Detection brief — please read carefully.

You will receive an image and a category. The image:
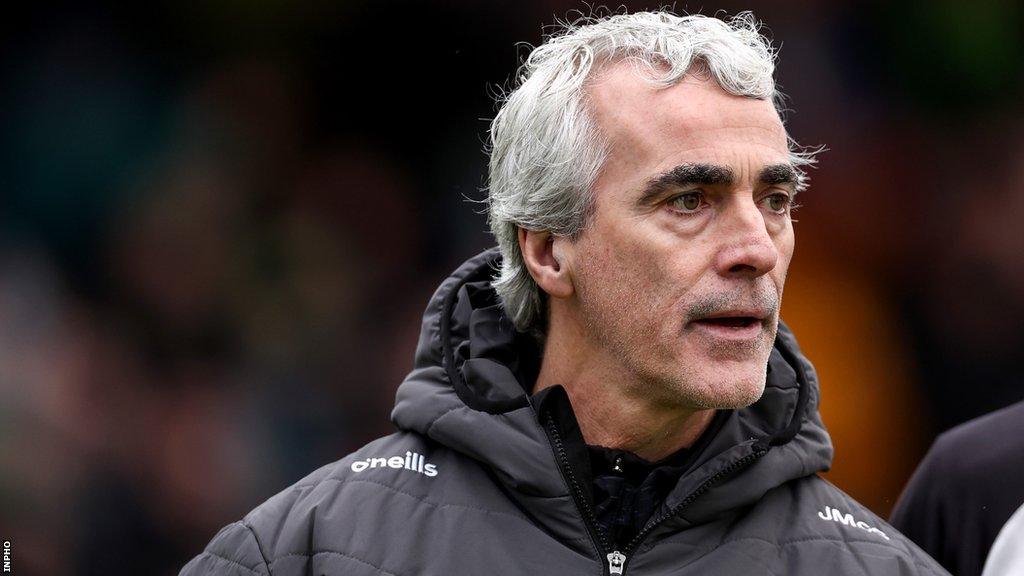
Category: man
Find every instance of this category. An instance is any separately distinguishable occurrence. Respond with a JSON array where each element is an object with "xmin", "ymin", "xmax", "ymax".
[
  {"xmin": 182, "ymin": 12, "xmax": 948, "ymax": 575},
  {"xmin": 891, "ymin": 400, "xmax": 1024, "ymax": 576}
]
